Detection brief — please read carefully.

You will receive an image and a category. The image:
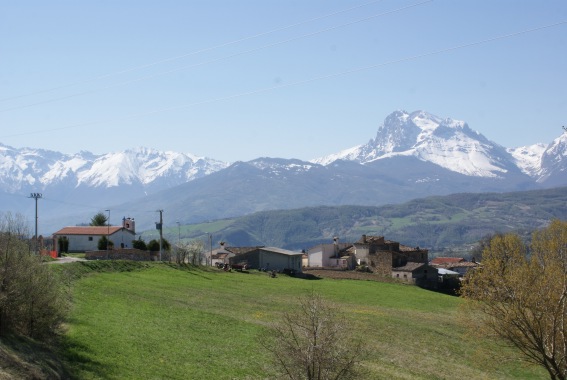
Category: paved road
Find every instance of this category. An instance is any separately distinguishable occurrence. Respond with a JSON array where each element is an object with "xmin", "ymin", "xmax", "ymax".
[{"xmin": 48, "ymin": 256, "xmax": 87, "ymax": 264}]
